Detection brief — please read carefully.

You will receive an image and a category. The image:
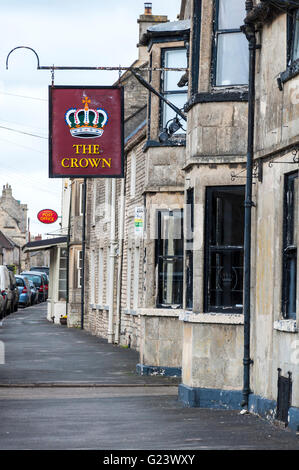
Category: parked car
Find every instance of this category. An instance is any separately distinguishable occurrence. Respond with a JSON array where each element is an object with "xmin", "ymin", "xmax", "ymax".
[
  {"xmin": 28, "ymin": 280, "xmax": 39, "ymax": 305},
  {"xmin": 15, "ymin": 275, "xmax": 32, "ymax": 308},
  {"xmin": 27, "ymin": 270, "xmax": 49, "ymax": 300},
  {"xmin": 8, "ymin": 270, "xmax": 19, "ymax": 312},
  {"xmin": 21, "ymin": 271, "xmax": 46, "ymax": 302},
  {"xmin": 30, "ymin": 266, "xmax": 49, "ymax": 276},
  {"xmin": 0, "ymin": 291, "xmax": 5, "ymax": 321},
  {"xmin": 0, "ymin": 265, "xmax": 13, "ymax": 315}
]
